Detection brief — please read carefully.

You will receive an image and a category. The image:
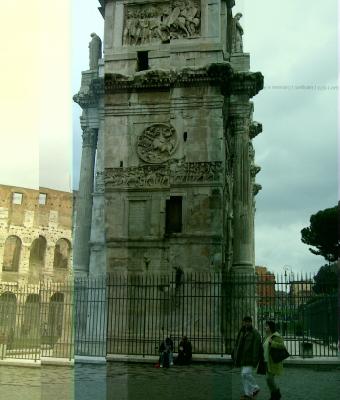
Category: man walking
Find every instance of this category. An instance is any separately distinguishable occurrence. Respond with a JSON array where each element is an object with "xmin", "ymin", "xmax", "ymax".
[{"xmin": 232, "ymin": 316, "xmax": 262, "ymax": 399}]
